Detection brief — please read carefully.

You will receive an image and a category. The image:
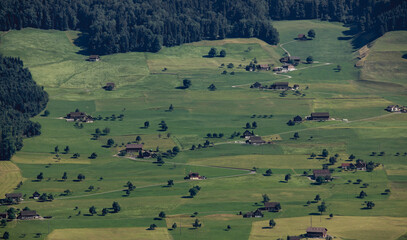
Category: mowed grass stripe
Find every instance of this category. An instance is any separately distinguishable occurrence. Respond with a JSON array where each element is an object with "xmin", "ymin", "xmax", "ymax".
[
  {"xmin": 0, "ymin": 162, "xmax": 23, "ymax": 197},
  {"xmin": 47, "ymin": 227, "xmax": 173, "ymax": 240}
]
